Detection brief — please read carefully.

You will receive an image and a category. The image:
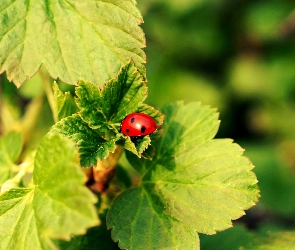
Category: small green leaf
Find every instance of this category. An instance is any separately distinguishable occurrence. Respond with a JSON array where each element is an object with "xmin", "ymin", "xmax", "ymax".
[
  {"xmin": 76, "ymin": 61, "xmax": 164, "ymax": 156},
  {"xmin": 50, "ymin": 114, "xmax": 119, "ymax": 167},
  {"xmin": 51, "ymin": 61, "xmax": 164, "ymax": 164},
  {"xmin": 0, "ymin": 134, "xmax": 99, "ymax": 249},
  {"xmin": 0, "ymin": 0, "xmax": 145, "ymax": 86},
  {"xmin": 53, "ymin": 82, "xmax": 78, "ymax": 121},
  {"xmin": 117, "ymin": 135, "xmax": 151, "ymax": 158},
  {"xmin": 0, "ymin": 131, "xmax": 23, "ymax": 186},
  {"xmin": 75, "ymin": 81, "xmax": 104, "ymax": 130},
  {"xmin": 76, "ymin": 61, "xmax": 149, "ymax": 131},
  {"xmin": 107, "ymin": 101, "xmax": 259, "ymax": 250},
  {"xmin": 137, "ymin": 103, "xmax": 165, "ymax": 126}
]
